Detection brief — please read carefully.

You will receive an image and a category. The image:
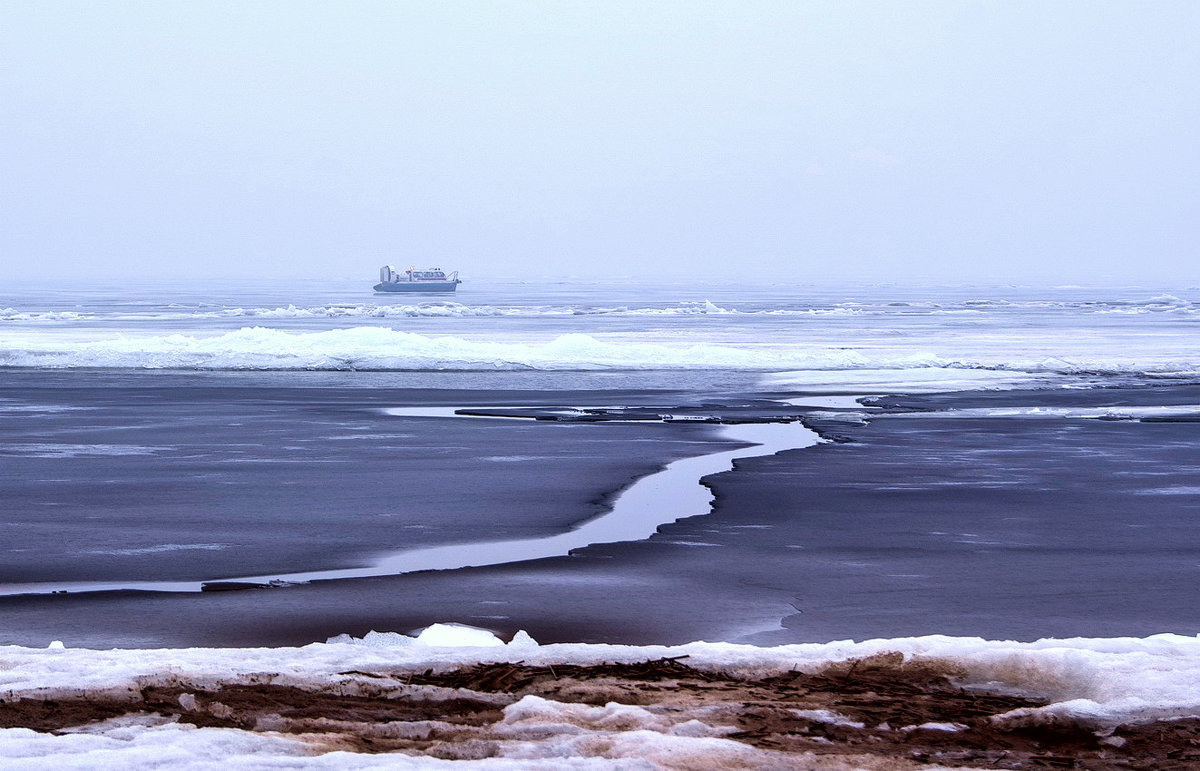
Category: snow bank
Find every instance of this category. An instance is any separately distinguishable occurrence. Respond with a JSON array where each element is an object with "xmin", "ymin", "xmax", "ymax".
[
  {"xmin": 4, "ymin": 631, "xmax": 1200, "ymax": 715},
  {"xmin": 4, "ymin": 631, "xmax": 1200, "ymax": 769}
]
